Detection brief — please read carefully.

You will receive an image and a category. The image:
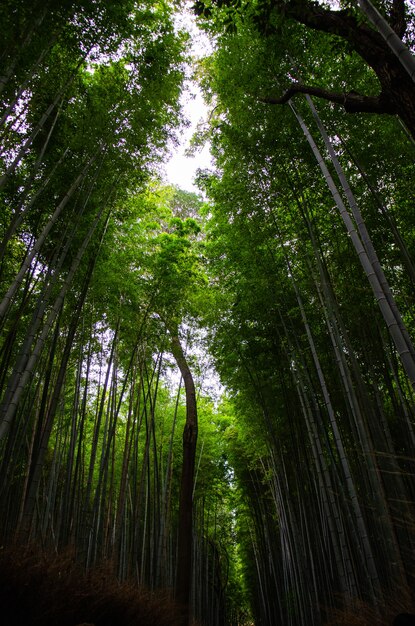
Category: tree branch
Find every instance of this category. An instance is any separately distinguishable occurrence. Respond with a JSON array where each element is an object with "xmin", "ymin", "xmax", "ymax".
[
  {"xmin": 260, "ymin": 83, "xmax": 397, "ymax": 115},
  {"xmin": 272, "ymin": 0, "xmax": 398, "ymax": 75}
]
